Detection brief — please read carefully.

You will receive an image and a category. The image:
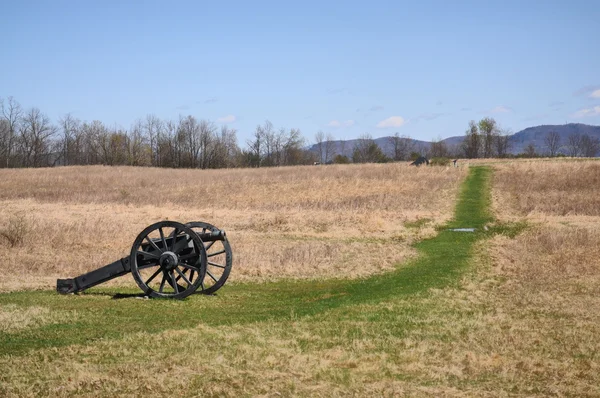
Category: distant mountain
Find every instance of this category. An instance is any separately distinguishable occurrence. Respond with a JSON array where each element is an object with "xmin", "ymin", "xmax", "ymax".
[
  {"xmin": 308, "ymin": 124, "xmax": 600, "ymax": 158},
  {"xmin": 504, "ymin": 123, "xmax": 600, "ymax": 154},
  {"xmin": 311, "ymin": 137, "xmax": 432, "ymax": 159}
]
